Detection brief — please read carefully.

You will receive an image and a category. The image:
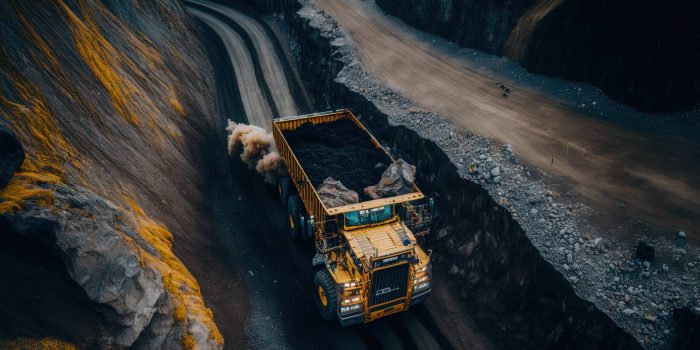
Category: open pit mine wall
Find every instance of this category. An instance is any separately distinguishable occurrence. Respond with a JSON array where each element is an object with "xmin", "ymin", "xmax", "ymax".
[
  {"xmin": 0, "ymin": 0, "xmax": 222, "ymax": 349},
  {"xmin": 237, "ymin": 0, "xmax": 642, "ymax": 348},
  {"xmin": 376, "ymin": 0, "xmax": 700, "ymax": 113}
]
